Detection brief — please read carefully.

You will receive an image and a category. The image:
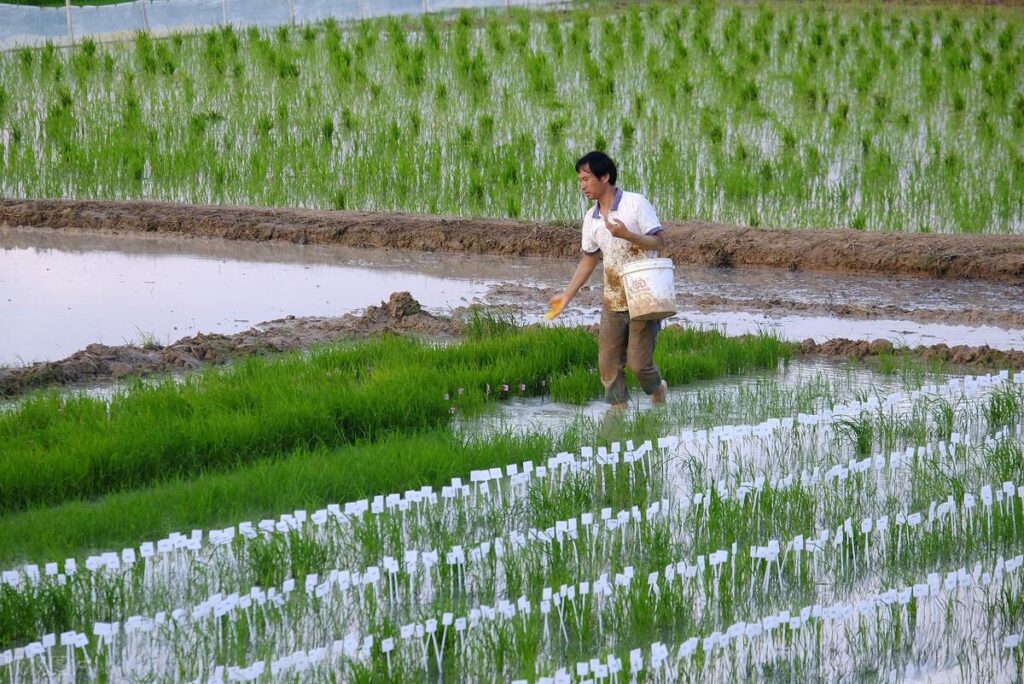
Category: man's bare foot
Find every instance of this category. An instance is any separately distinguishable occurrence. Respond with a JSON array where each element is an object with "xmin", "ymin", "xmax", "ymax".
[
  {"xmin": 609, "ymin": 401, "xmax": 628, "ymax": 411},
  {"xmin": 651, "ymin": 380, "xmax": 668, "ymax": 404}
]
